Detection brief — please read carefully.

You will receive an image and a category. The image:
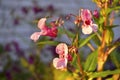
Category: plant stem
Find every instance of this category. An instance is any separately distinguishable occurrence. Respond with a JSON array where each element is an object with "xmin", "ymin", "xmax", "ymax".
[
  {"xmin": 97, "ymin": 1, "xmax": 108, "ymax": 80},
  {"xmin": 76, "ymin": 53, "xmax": 83, "ymax": 74},
  {"xmin": 87, "ymin": 43, "xmax": 95, "ymax": 51}
]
